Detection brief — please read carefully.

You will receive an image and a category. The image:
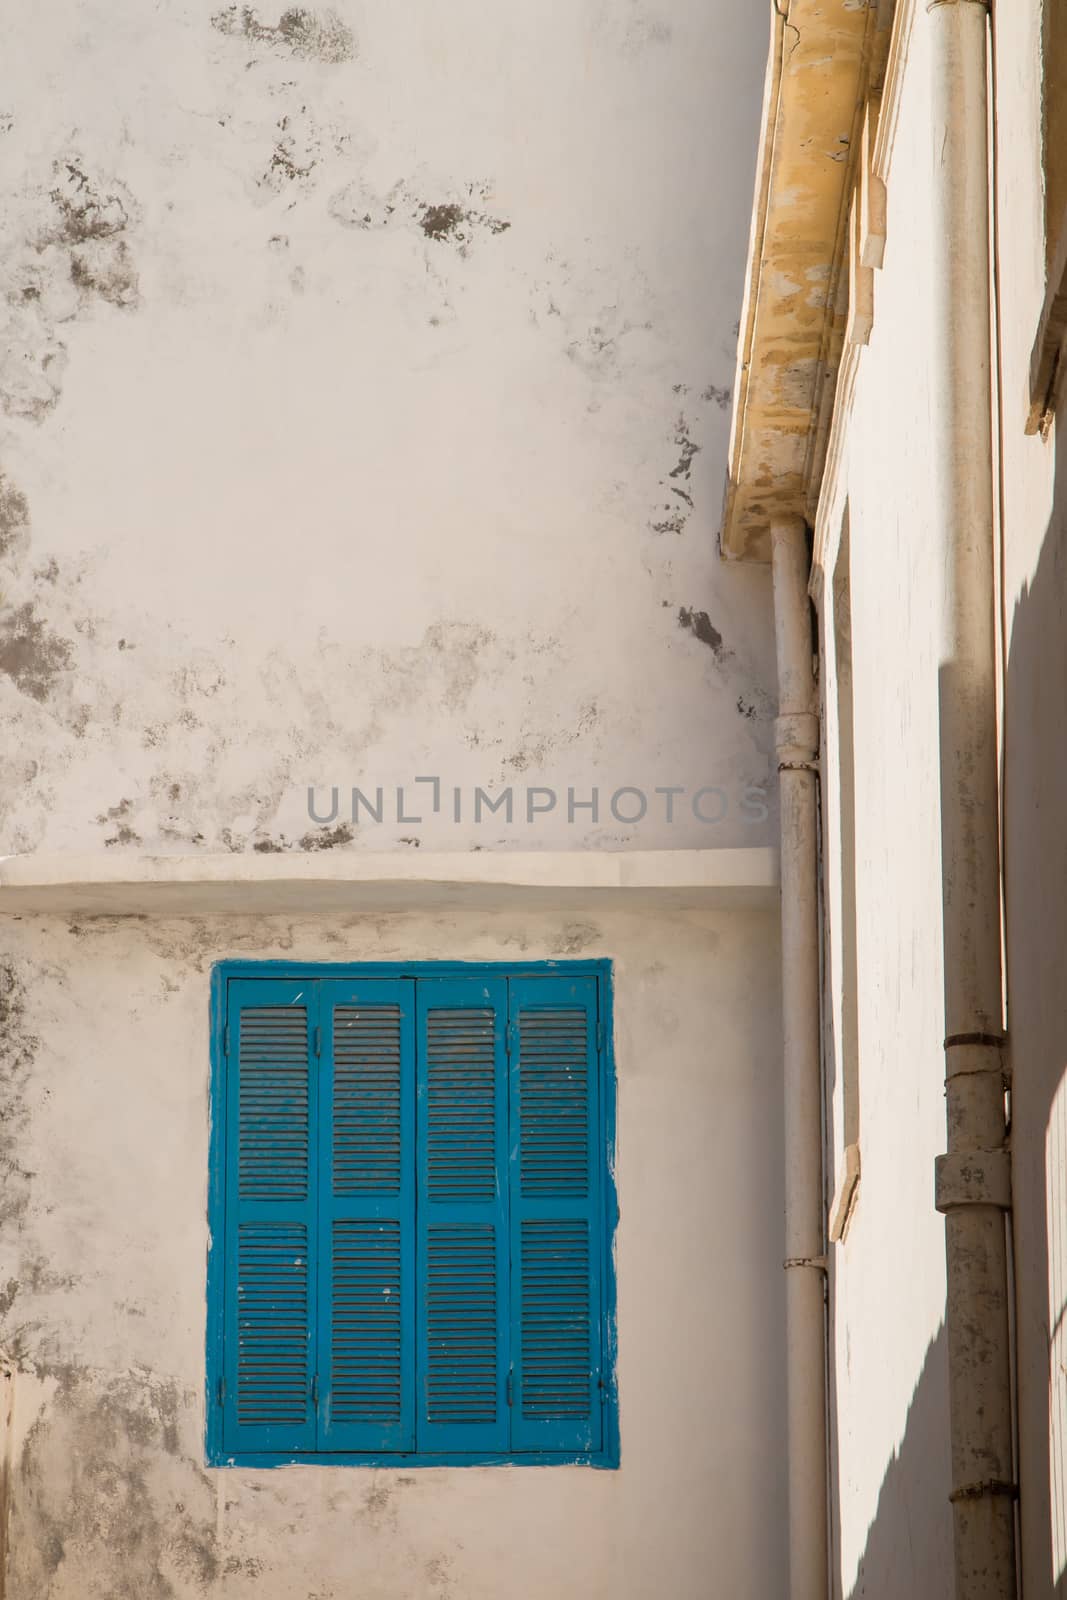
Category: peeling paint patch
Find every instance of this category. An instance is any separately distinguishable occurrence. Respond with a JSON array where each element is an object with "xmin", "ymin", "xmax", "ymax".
[
  {"xmin": 0, "ymin": 602, "xmax": 73, "ymax": 700},
  {"xmin": 211, "ymin": 5, "xmax": 356, "ymax": 62}
]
